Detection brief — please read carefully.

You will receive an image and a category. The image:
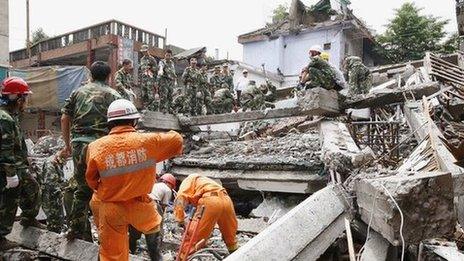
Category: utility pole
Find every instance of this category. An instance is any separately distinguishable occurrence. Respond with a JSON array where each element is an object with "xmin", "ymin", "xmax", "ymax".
[{"xmin": 26, "ymin": 0, "xmax": 31, "ymax": 58}]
